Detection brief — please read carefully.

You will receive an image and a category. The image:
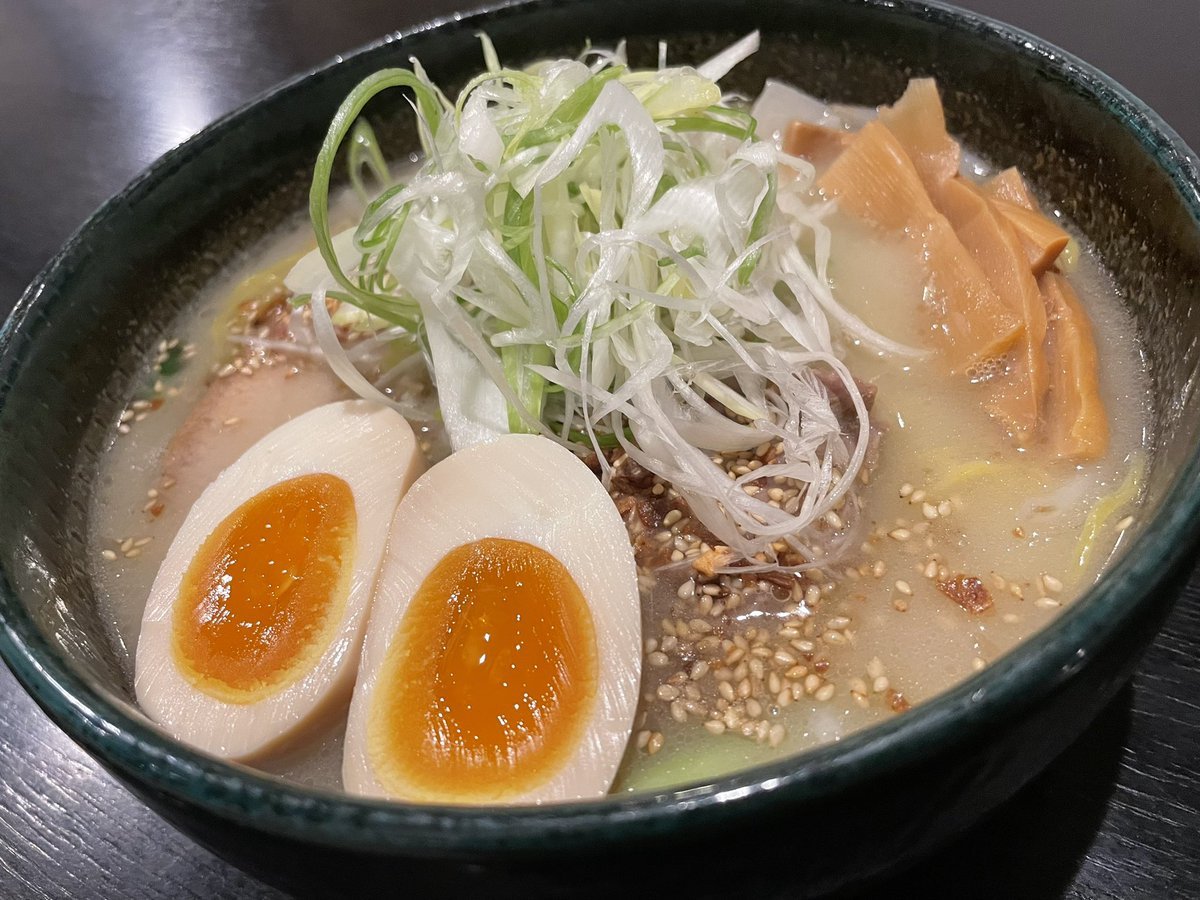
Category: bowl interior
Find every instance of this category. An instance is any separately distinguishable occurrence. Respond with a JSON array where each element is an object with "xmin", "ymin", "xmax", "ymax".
[{"xmin": 1, "ymin": 0, "xmax": 1198, "ymax": 850}]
